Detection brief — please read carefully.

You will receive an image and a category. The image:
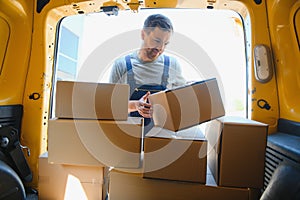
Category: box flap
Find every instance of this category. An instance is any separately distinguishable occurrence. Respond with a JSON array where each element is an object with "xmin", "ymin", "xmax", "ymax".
[
  {"xmin": 146, "ymin": 126, "xmax": 206, "ymax": 141},
  {"xmin": 205, "ymin": 119, "xmax": 223, "ymax": 154},
  {"xmin": 149, "ymin": 91, "xmax": 175, "ymax": 130},
  {"xmin": 219, "ymin": 116, "xmax": 268, "ymax": 127},
  {"xmin": 163, "ymin": 78, "xmax": 216, "ymax": 92}
]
